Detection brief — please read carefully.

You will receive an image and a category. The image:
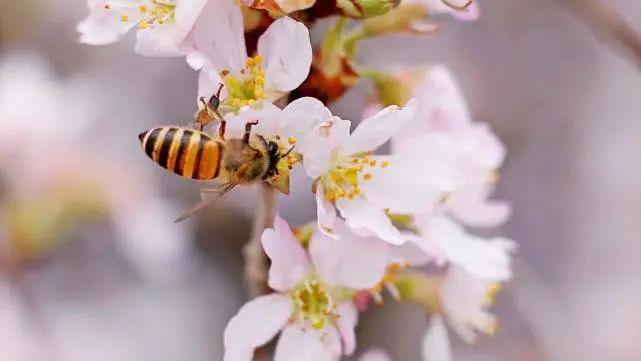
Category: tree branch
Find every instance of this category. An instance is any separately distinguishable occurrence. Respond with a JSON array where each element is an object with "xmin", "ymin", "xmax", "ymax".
[
  {"xmin": 559, "ymin": 0, "xmax": 641, "ymax": 69},
  {"xmin": 242, "ymin": 183, "xmax": 278, "ymax": 297}
]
